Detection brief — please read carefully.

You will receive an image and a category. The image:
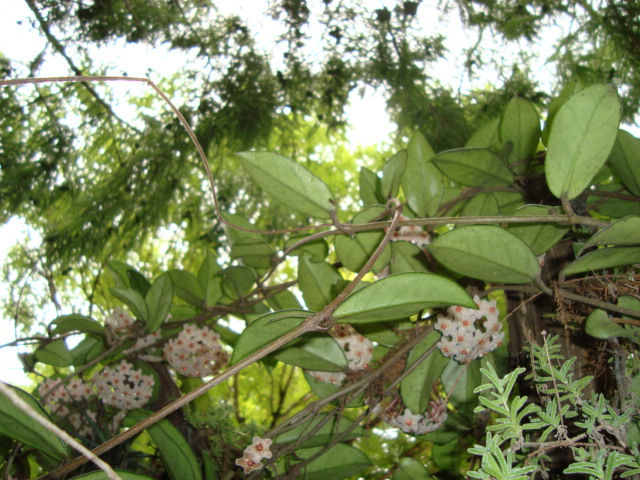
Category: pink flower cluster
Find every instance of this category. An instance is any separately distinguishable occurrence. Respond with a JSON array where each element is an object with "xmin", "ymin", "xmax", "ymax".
[
  {"xmin": 163, "ymin": 324, "xmax": 229, "ymax": 377},
  {"xmin": 308, "ymin": 324, "xmax": 373, "ymax": 386},
  {"xmin": 375, "ymin": 397, "xmax": 448, "ymax": 434},
  {"xmin": 435, "ymin": 295, "xmax": 504, "ymax": 364},
  {"xmin": 235, "ymin": 436, "xmax": 272, "ymax": 474},
  {"xmin": 387, "ymin": 215, "xmax": 431, "ymax": 248},
  {"xmin": 93, "ymin": 360, "xmax": 154, "ymax": 410},
  {"xmin": 38, "ymin": 377, "xmax": 96, "ymax": 435},
  {"xmin": 106, "ymin": 308, "xmax": 136, "ymax": 333}
]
